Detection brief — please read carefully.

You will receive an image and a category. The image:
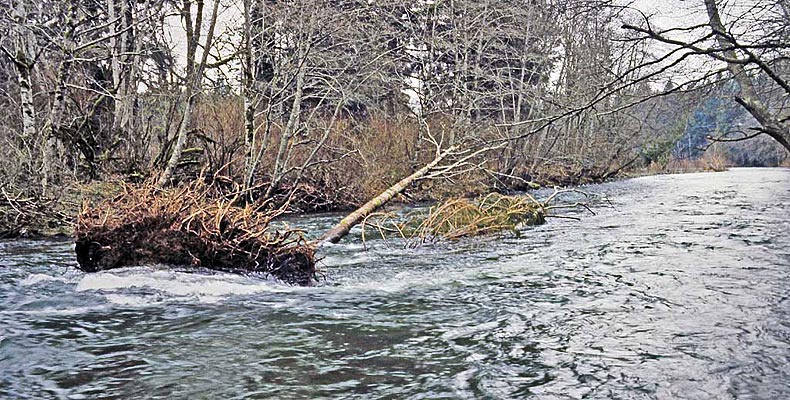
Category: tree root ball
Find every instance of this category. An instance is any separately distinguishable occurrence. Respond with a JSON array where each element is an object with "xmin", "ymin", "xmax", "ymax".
[{"xmin": 74, "ymin": 182, "xmax": 317, "ymax": 285}]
